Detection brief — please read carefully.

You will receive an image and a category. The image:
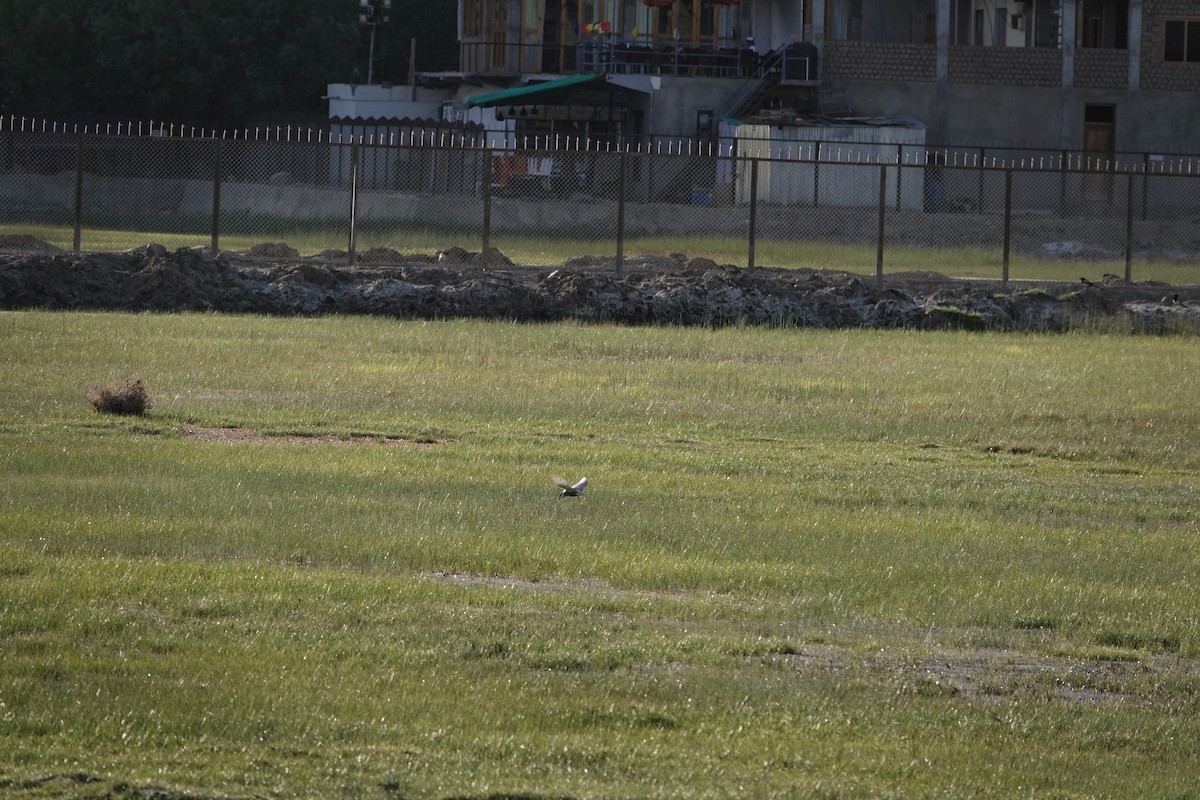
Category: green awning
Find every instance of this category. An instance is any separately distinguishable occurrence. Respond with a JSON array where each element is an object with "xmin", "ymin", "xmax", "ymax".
[{"xmin": 465, "ymin": 73, "xmax": 643, "ymax": 109}]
